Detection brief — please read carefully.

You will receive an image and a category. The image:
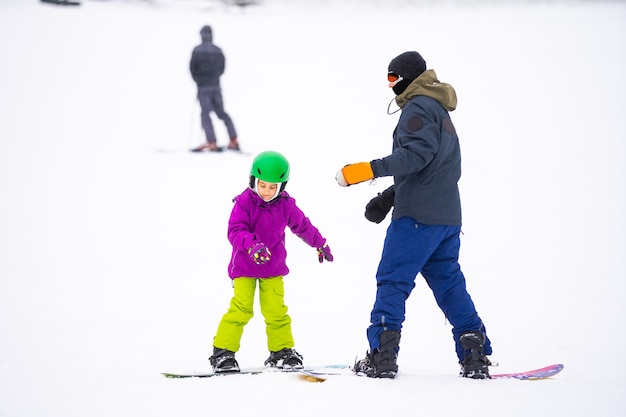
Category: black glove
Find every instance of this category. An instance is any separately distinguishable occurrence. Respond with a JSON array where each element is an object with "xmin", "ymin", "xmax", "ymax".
[{"xmin": 364, "ymin": 186, "xmax": 395, "ymax": 224}]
